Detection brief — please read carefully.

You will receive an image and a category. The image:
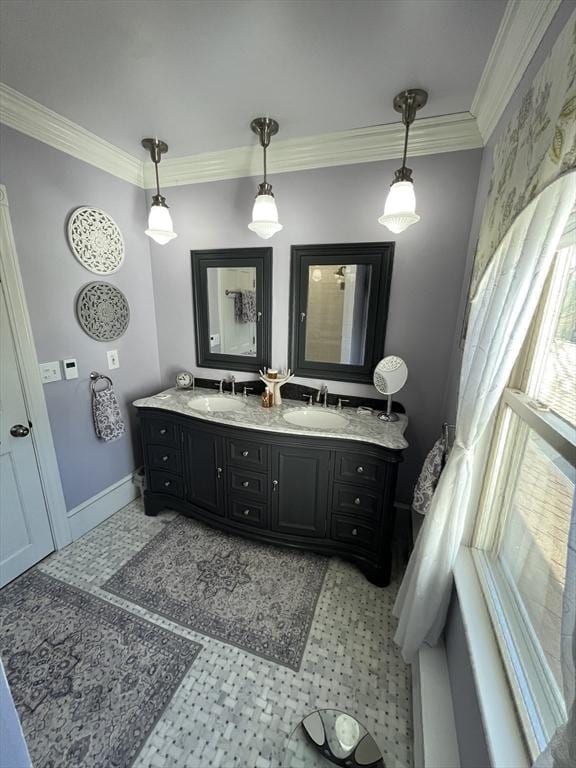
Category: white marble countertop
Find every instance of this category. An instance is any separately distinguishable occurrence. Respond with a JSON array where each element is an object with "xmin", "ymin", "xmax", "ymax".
[{"xmin": 133, "ymin": 387, "xmax": 408, "ymax": 452}]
